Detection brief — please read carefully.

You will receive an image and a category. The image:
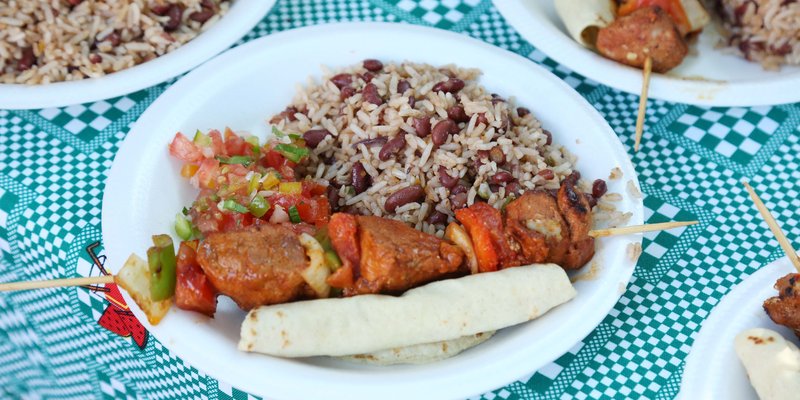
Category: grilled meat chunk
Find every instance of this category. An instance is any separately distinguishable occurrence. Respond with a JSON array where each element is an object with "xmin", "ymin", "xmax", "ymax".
[
  {"xmin": 504, "ymin": 190, "xmax": 570, "ymax": 266},
  {"xmin": 764, "ymin": 273, "xmax": 800, "ymax": 339},
  {"xmin": 327, "ymin": 214, "xmax": 465, "ymax": 296},
  {"xmin": 596, "ymin": 6, "xmax": 688, "ymax": 73},
  {"xmin": 555, "ymin": 176, "xmax": 596, "ymax": 270},
  {"xmin": 196, "ymin": 224, "xmax": 314, "ymax": 310}
]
